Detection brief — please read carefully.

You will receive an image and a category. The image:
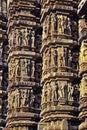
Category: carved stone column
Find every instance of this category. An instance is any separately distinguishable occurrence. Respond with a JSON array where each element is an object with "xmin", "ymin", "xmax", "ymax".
[
  {"xmin": 78, "ymin": 1, "xmax": 87, "ymax": 129},
  {"xmin": 39, "ymin": 0, "xmax": 79, "ymax": 130},
  {"xmin": 5, "ymin": 0, "xmax": 41, "ymax": 130}
]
